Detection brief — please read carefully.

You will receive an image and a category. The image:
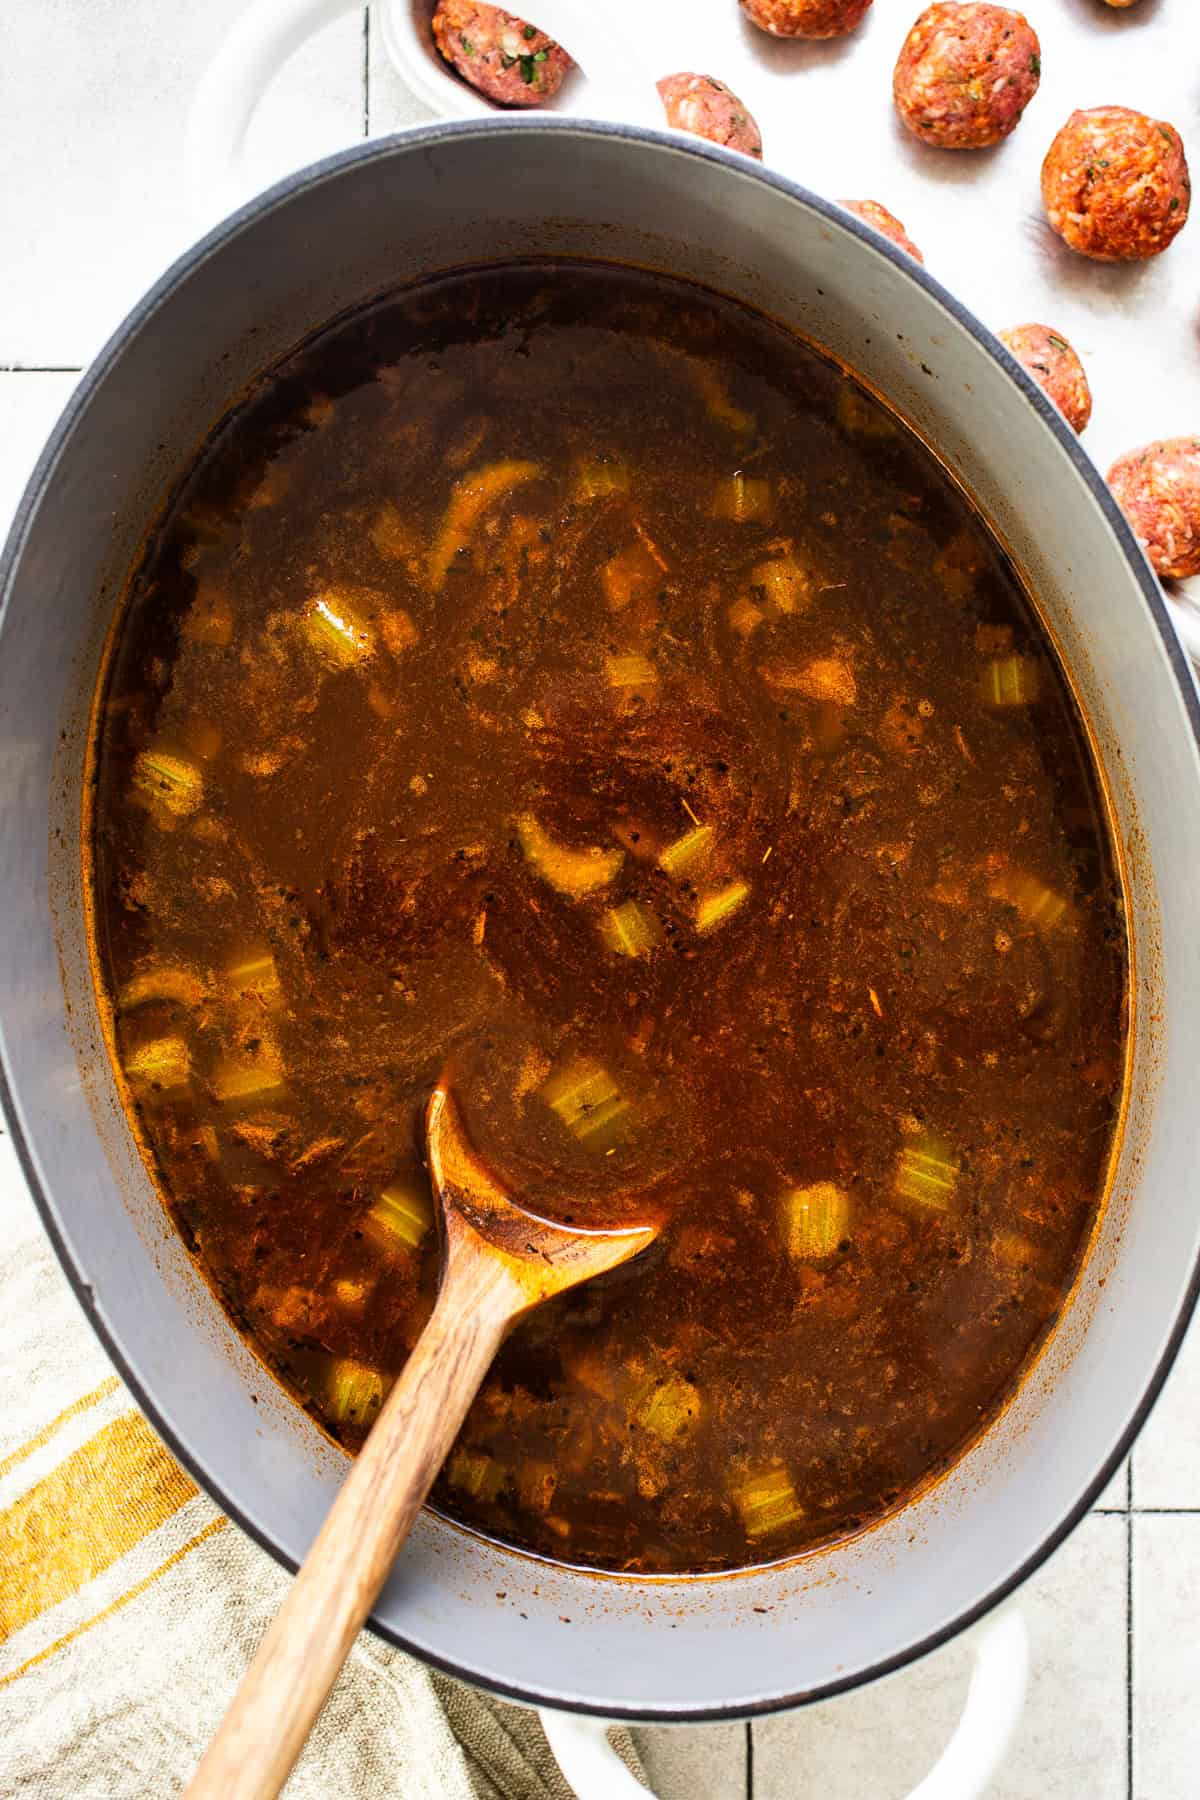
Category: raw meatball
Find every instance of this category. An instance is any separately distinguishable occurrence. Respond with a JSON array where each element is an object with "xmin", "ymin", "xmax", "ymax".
[
  {"xmin": 657, "ymin": 74, "xmax": 763, "ymax": 159},
  {"xmin": 841, "ymin": 199, "xmax": 924, "ymax": 263},
  {"xmin": 999, "ymin": 324, "xmax": 1091, "ymax": 433},
  {"xmin": 1107, "ymin": 439, "xmax": 1200, "ymax": 580},
  {"xmin": 431, "ymin": 1, "xmax": 572, "ymax": 107},
  {"xmin": 740, "ymin": 0, "xmax": 872, "ymax": 38},
  {"xmin": 1041, "ymin": 107, "xmax": 1190, "ymax": 262},
  {"xmin": 893, "ymin": 4, "xmax": 1041, "ymax": 150}
]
